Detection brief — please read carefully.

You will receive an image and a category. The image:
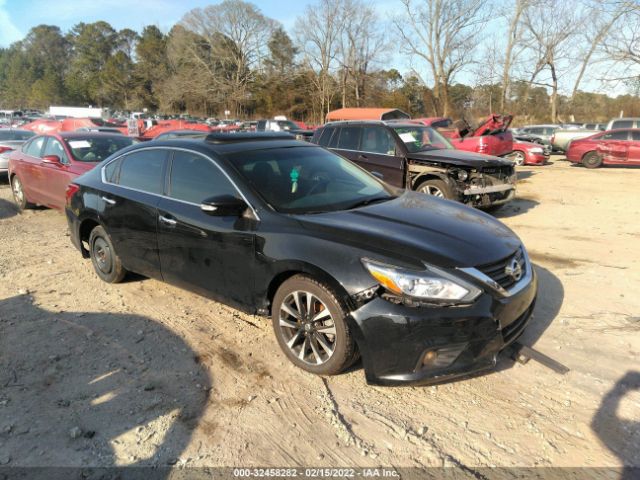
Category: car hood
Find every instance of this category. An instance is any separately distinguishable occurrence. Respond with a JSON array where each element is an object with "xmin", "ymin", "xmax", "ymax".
[
  {"xmin": 407, "ymin": 148, "xmax": 512, "ymax": 169},
  {"xmin": 295, "ymin": 191, "xmax": 521, "ymax": 268}
]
